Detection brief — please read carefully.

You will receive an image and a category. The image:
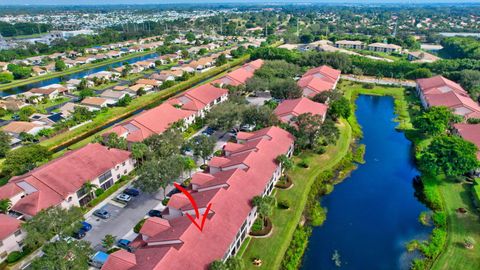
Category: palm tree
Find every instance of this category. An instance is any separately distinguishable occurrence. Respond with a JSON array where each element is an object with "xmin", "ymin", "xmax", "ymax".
[
  {"xmin": 82, "ymin": 182, "xmax": 98, "ymax": 197},
  {"xmin": 276, "ymin": 154, "xmax": 293, "ymax": 172},
  {"xmin": 0, "ymin": 199, "xmax": 11, "ymax": 213},
  {"xmin": 252, "ymin": 195, "xmax": 276, "ymax": 229}
]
